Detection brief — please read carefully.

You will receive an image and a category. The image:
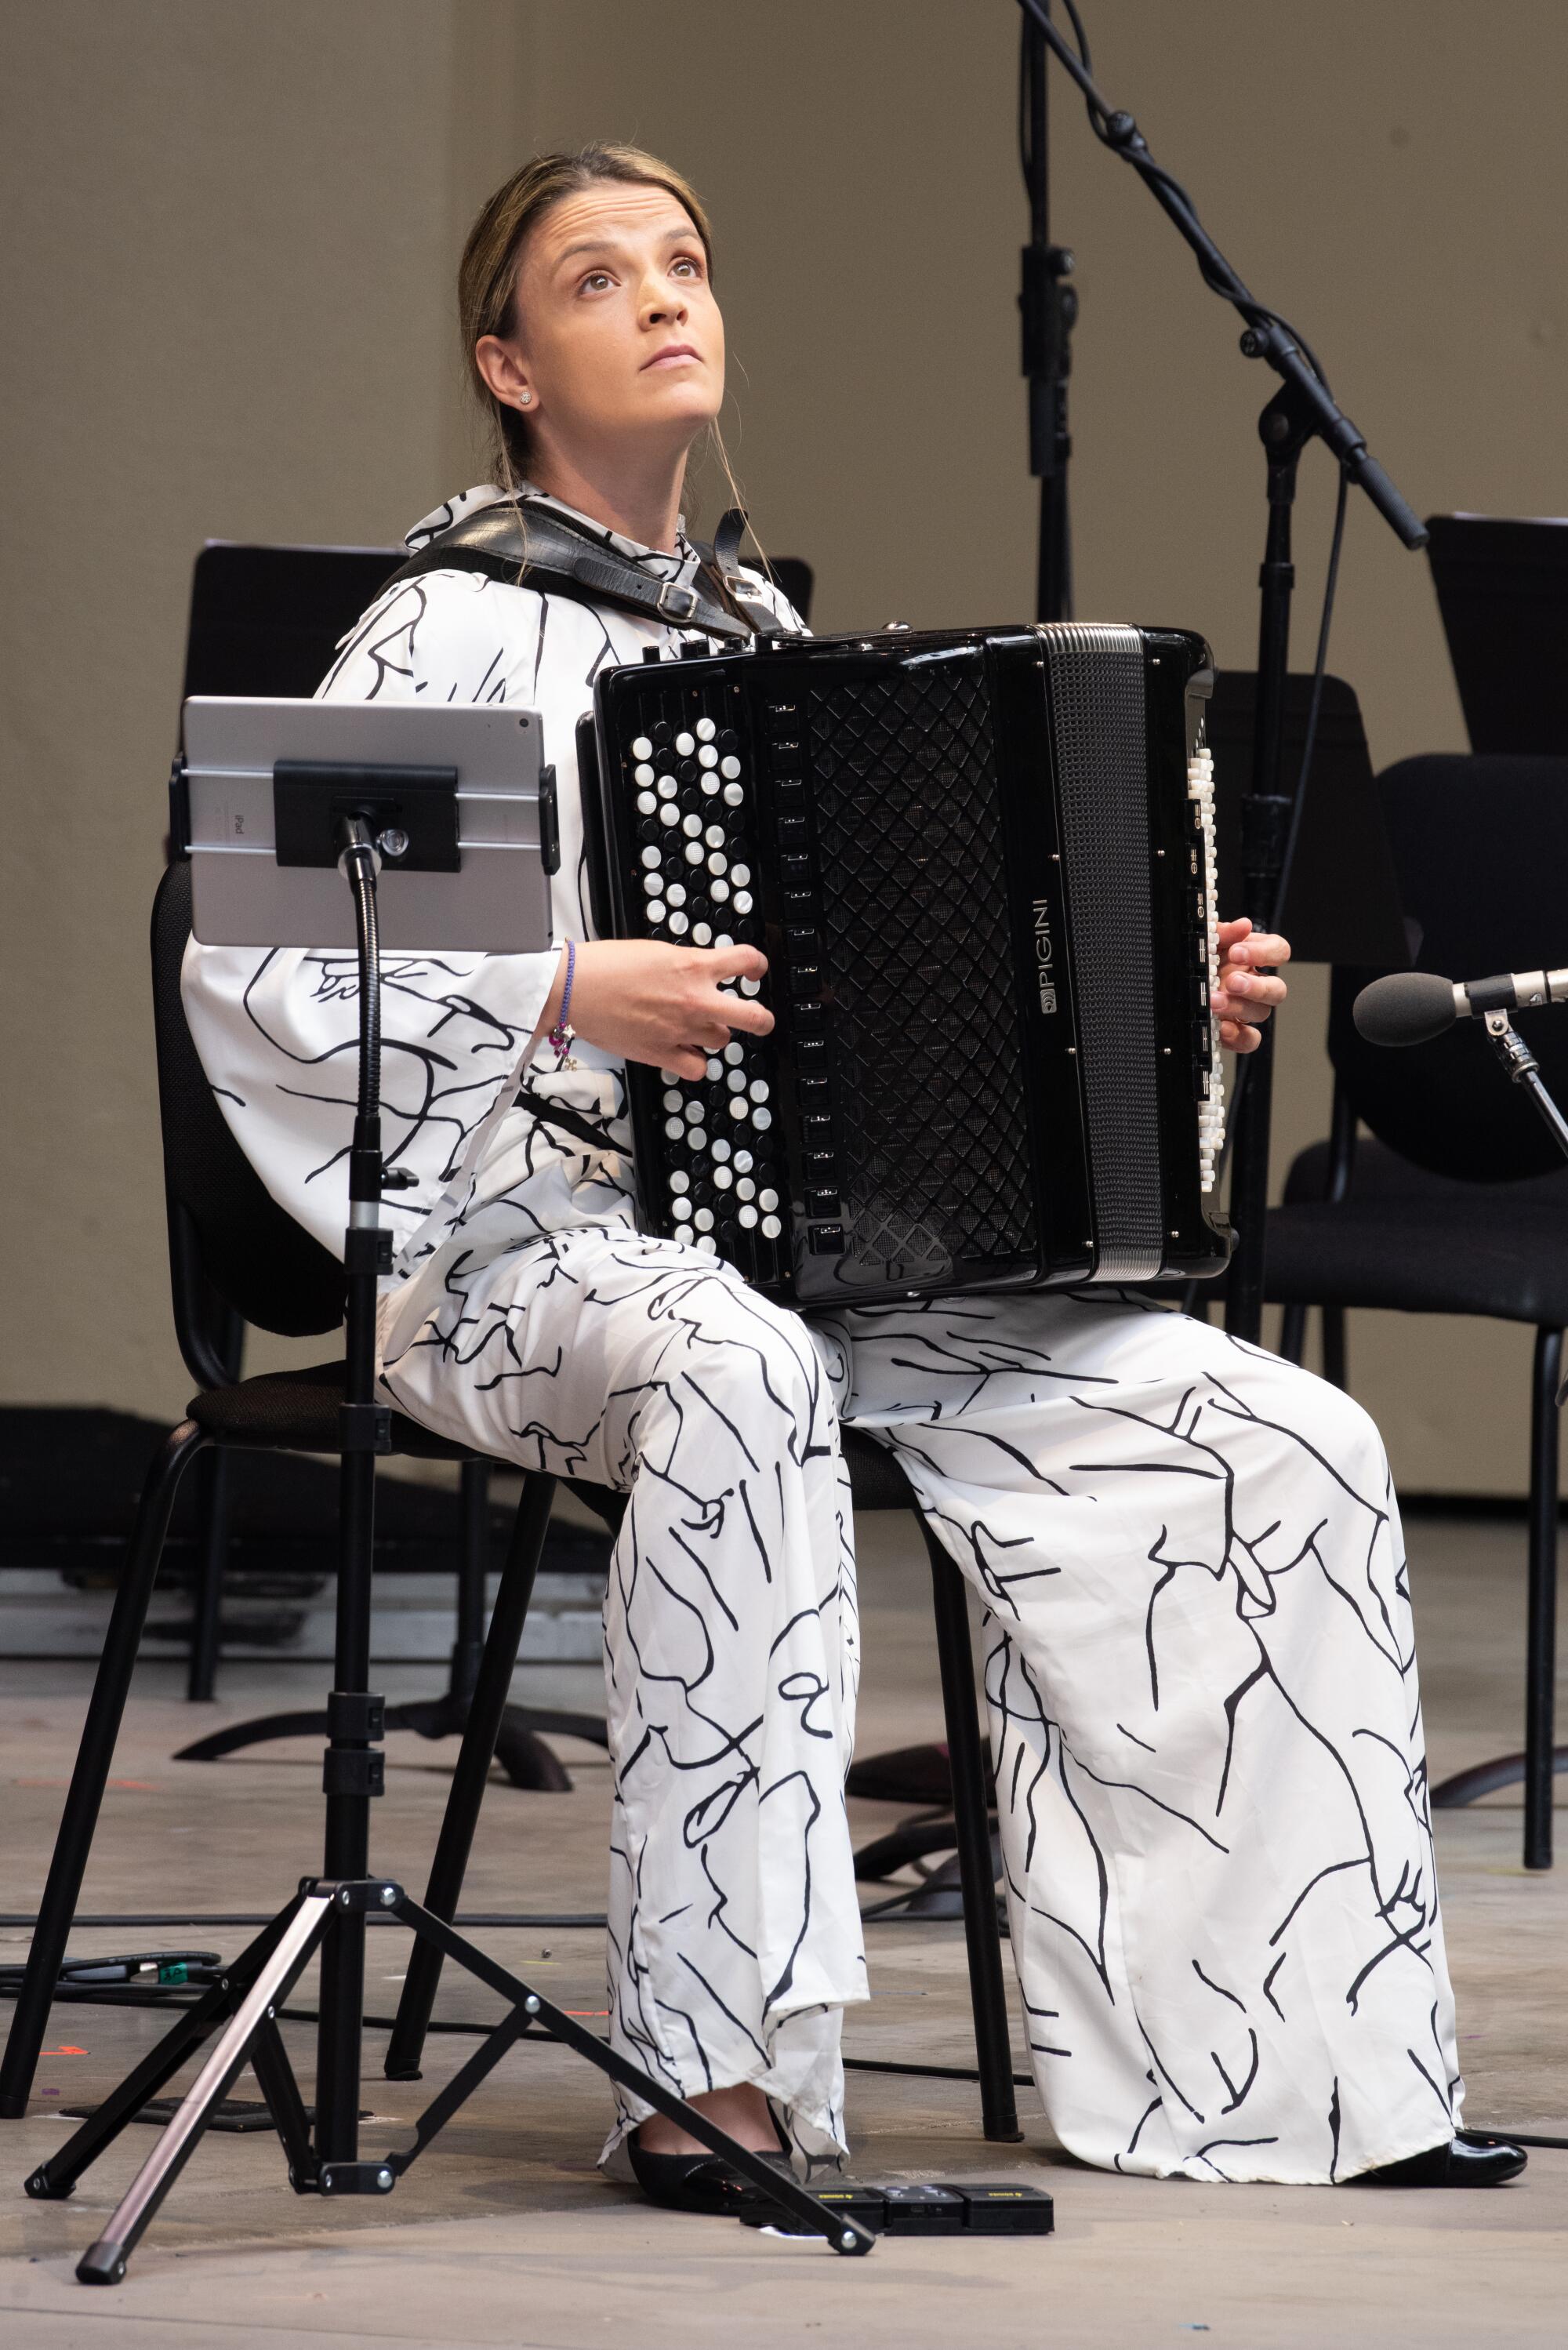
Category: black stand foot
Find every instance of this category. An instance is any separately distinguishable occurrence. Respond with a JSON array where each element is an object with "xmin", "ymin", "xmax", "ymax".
[
  {"xmin": 34, "ymin": 1880, "xmax": 873, "ymax": 2282},
  {"xmin": 173, "ymin": 1697, "xmax": 604, "ymax": 1789}
]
